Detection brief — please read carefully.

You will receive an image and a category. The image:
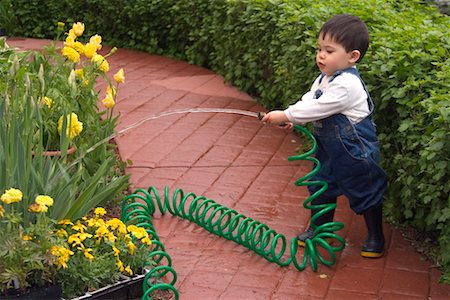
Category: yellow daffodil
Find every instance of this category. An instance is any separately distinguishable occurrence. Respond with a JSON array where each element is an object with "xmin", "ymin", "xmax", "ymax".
[
  {"xmin": 0, "ymin": 205, "xmax": 4, "ymax": 218},
  {"xmin": 83, "ymin": 42, "xmax": 97, "ymax": 59},
  {"xmin": 91, "ymin": 54, "xmax": 109, "ymax": 72},
  {"xmin": 61, "ymin": 46, "xmax": 80, "ymax": 63},
  {"xmin": 72, "ymin": 22, "xmax": 85, "ymax": 37},
  {"xmin": 35, "ymin": 195, "xmax": 54, "ymax": 207},
  {"xmin": 101, "ymin": 93, "xmax": 115, "ymax": 109},
  {"xmin": 64, "ymin": 35, "xmax": 76, "ymax": 48},
  {"xmin": 58, "ymin": 113, "xmax": 83, "ymax": 139},
  {"xmin": 89, "ymin": 34, "xmax": 102, "ymax": 50},
  {"xmin": 73, "ymin": 41, "xmax": 85, "ymax": 55},
  {"xmin": 1, "ymin": 188, "xmax": 23, "ymax": 204},
  {"xmin": 113, "ymin": 68, "xmax": 125, "ymax": 84},
  {"xmin": 94, "ymin": 207, "xmax": 106, "ymax": 216},
  {"xmin": 28, "ymin": 202, "xmax": 48, "ymax": 213}
]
